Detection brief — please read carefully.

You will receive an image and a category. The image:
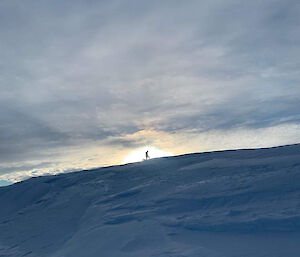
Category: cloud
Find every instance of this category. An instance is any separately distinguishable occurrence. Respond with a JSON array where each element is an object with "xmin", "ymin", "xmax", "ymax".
[
  {"xmin": 0, "ymin": 162, "xmax": 53, "ymax": 175},
  {"xmin": 0, "ymin": 0, "xmax": 299, "ymax": 181}
]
